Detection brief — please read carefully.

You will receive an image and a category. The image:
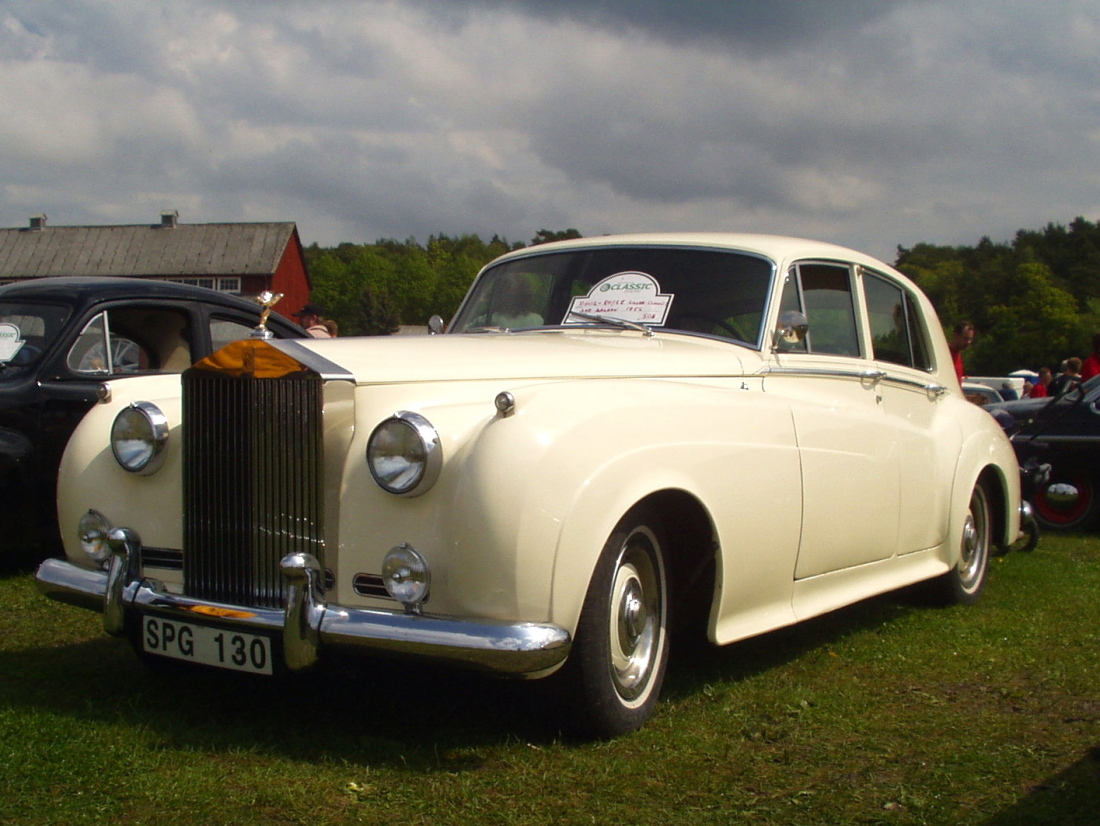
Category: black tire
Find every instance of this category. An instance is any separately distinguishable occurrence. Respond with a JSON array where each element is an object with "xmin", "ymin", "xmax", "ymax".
[
  {"xmin": 563, "ymin": 506, "xmax": 670, "ymax": 739},
  {"xmin": 1033, "ymin": 471, "xmax": 1099, "ymax": 532},
  {"xmin": 934, "ymin": 480, "xmax": 993, "ymax": 605}
]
